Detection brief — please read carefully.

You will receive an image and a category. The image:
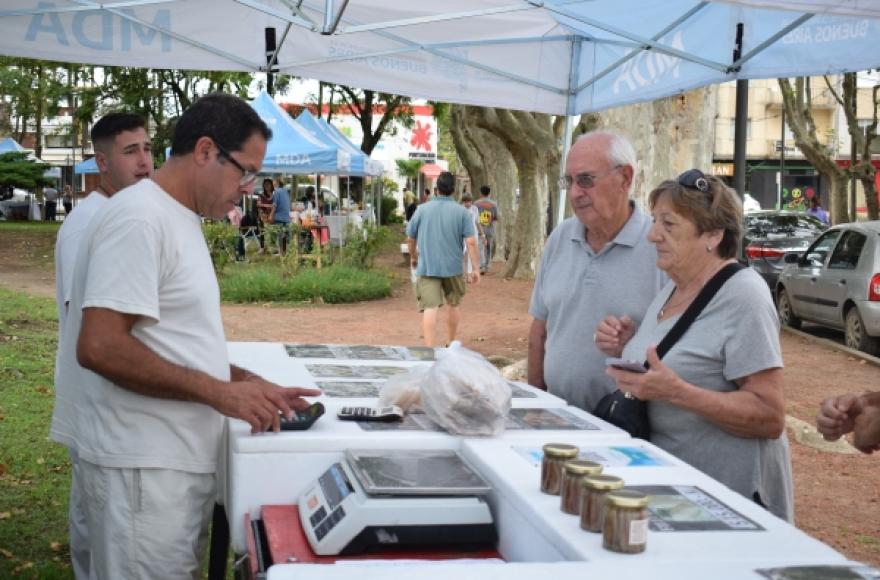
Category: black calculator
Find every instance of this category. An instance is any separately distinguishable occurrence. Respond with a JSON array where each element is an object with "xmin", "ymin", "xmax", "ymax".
[
  {"xmin": 337, "ymin": 405, "xmax": 404, "ymax": 422},
  {"xmin": 278, "ymin": 402, "xmax": 325, "ymax": 431}
]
